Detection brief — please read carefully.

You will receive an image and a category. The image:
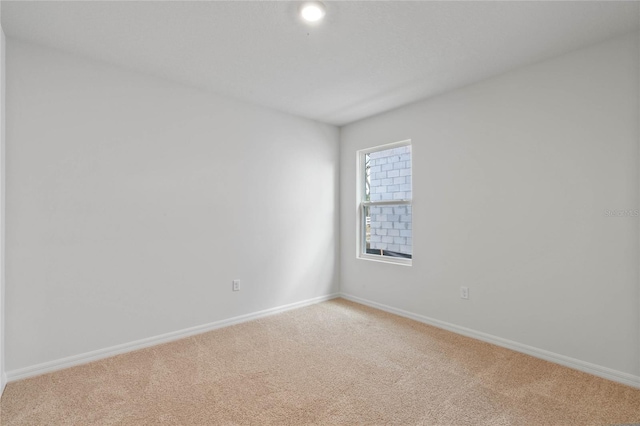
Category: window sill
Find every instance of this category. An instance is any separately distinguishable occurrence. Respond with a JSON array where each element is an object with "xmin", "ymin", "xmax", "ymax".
[{"xmin": 357, "ymin": 253, "xmax": 412, "ymax": 266}]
